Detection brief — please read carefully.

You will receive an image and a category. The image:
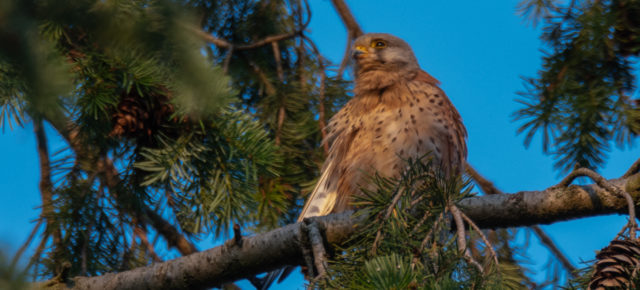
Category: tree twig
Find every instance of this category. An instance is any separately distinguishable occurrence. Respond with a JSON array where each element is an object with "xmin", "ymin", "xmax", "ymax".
[
  {"xmin": 554, "ymin": 167, "xmax": 636, "ymax": 238},
  {"xmin": 194, "ymin": 28, "xmax": 306, "ymax": 51},
  {"xmin": 134, "ymin": 227, "xmax": 163, "ymax": 263},
  {"xmin": 233, "ymin": 224, "xmax": 243, "ymax": 247},
  {"xmin": 371, "ymin": 187, "xmax": 406, "ymax": 254},
  {"xmin": 460, "ymin": 210, "xmax": 499, "ymax": 266},
  {"xmin": 191, "ymin": 0, "xmax": 311, "ymax": 52},
  {"xmin": 465, "ymin": 162, "xmax": 503, "ymax": 195},
  {"xmin": 418, "ymin": 212, "xmax": 443, "ymax": 253},
  {"xmin": 222, "ymin": 45, "xmax": 233, "ymax": 74},
  {"xmin": 10, "ymin": 219, "xmax": 43, "ymax": 270},
  {"xmin": 623, "ymin": 158, "xmax": 640, "ymax": 178},
  {"xmin": 530, "ymin": 225, "xmax": 576, "ymax": 275},
  {"xmin": 450, "ymin": 205, "xmax": 484, "ymax": 274},
  {"xmin": 467, "ymin": 163, "xmax": 578, "ymax": 277},
  {"xmin": 330, "ymin": 0, "xmax": 363, "ymax": 78}
]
